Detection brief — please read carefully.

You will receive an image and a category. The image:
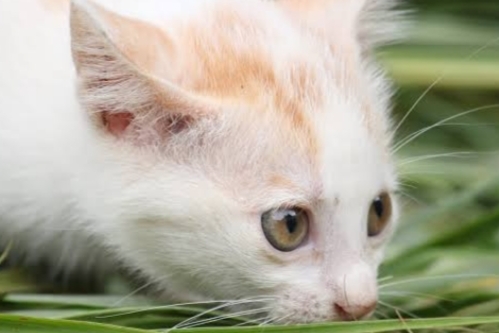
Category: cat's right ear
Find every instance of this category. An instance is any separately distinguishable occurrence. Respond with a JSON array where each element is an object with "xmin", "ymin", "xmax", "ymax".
[{"xmin": 70, "ymin": 0, "xmax": 211, "ymax": 142}]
